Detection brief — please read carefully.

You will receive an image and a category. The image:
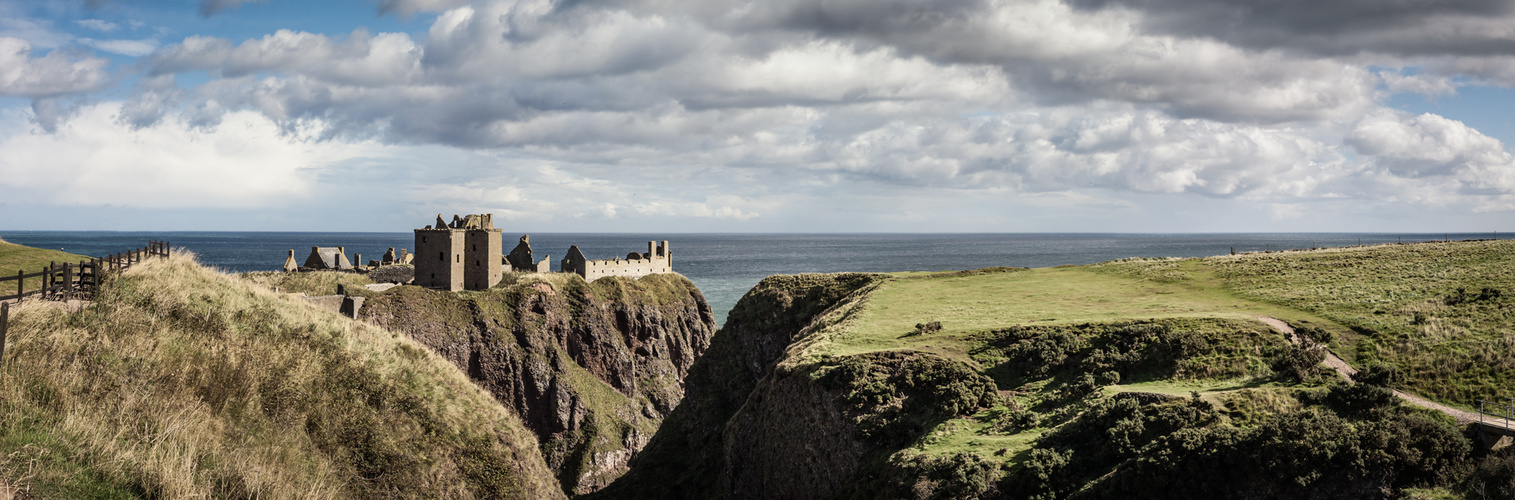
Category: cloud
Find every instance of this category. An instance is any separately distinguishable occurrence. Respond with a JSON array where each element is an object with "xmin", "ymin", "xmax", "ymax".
[
  {"xmin": 376, "ymin": 0, "xmax": 471, "ymax": 17},
  {"xmin": 1346, "ymin": 110, "xmax": 1515, "ymax": 206},
  {"xmin": 78, "ymin": 37, "xmax": 157, "ymax": 56},
  {"xmin": 0, "ymin": 37, "xmax": 110, "ymax": 97},
  {"xmin": 35, "ymin": 0, "xmax": 1515, "ymax": 226},
  {"xmin": 75, "ymin": 19, "xmax": 117, "ymax": 32},
  {"xmin": 200, "ymin": 0, "xmax": 268, "ymax": 17},
  {"xmin": 0, "ymin": 102, "xmax": 376, "ymax": 208},
  {"xmin": 1064, "ymin": 0, "xmax": 1515, "ymax": 57}
]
